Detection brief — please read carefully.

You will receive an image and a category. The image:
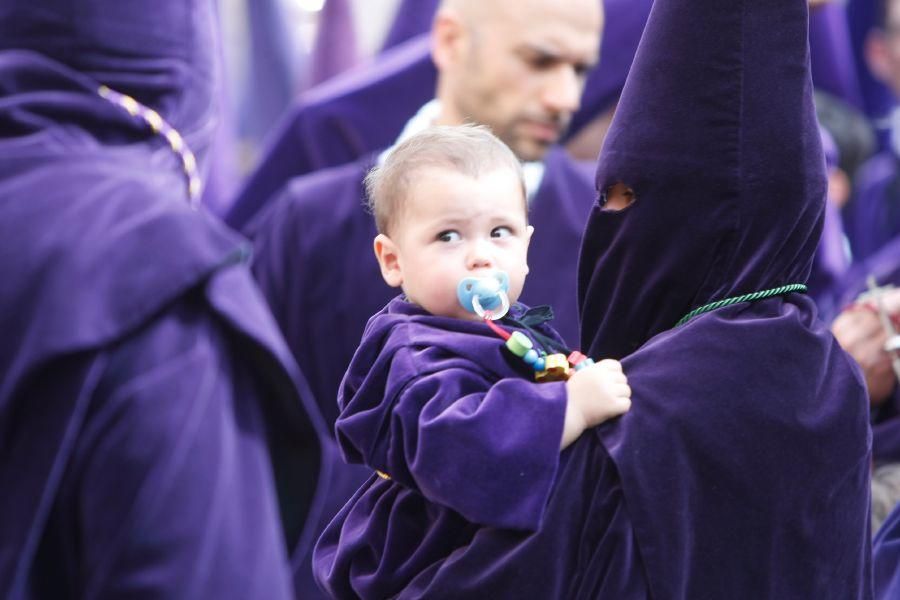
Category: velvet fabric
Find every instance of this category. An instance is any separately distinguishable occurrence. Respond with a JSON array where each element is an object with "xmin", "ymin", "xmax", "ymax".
[
  {"xmin": 0, "ymin": 2, "xmax": 330, "ymax": 597},
  {"xmin": 845, "ymin": 150, "xmax": 900, "ymax": 262},
  {"xmin": 245, "ymin": 146, "xmax": 594, "ymax": 431},
  {"xmin": 225, "ymin": 34, "xmax": 435, "ymax": 230}
]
